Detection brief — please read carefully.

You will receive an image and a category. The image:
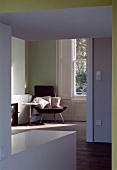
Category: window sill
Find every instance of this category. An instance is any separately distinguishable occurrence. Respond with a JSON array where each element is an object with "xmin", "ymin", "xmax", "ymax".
[{"xmin": 72, "ymin": 95, "xmax": 87, "ymax": 101}]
